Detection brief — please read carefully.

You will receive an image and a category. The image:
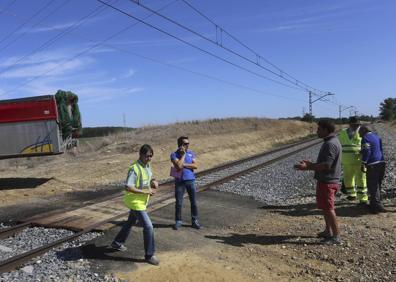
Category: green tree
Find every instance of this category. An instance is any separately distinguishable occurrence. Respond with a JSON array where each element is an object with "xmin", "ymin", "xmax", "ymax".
[
  {"xmin": 379, "ymin": 98, "xmax": 396, "ymax": 121},
  {"xmin": 301, "ymin": 113, "xmax": 315, "ymax": 122}
]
